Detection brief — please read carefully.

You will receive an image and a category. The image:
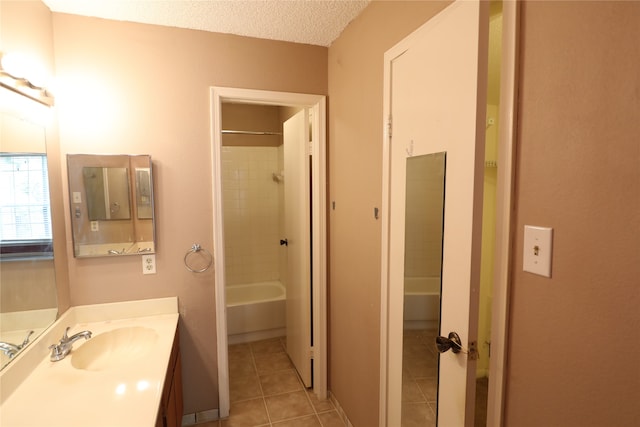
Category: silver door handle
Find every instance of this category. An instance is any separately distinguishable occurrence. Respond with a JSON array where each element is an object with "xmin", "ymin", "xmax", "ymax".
[{"xmin": 435, "ymin": 332, "xmax": 463, "ymax": 354}]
